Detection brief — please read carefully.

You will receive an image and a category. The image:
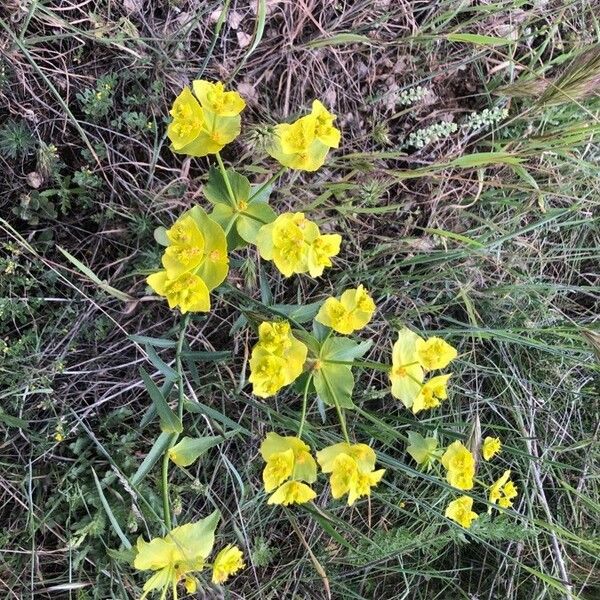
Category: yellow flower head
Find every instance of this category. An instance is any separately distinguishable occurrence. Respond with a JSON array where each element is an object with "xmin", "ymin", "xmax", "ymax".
[
  {"xmin": 248, "ymin": 349, "xmax": 287, "ymax": 398},
  {"xmin": 267, "ymin": 480, "xmax": 317, "ymax": 505},
  {"xmin": 482, "ymin": 436, "xmax": 502, "ymax": 461},
  {"xmin": 193, "ymin": 81, "xmax": 245, "ymax": 117},
  {"xmin": 147, "ymin": 271, "xmax": 210, "ymax": 313},
  {"xmin": 256, "ymin": 212, "xmax": 341, "ymax": 278},
  {"xmin": 488, "ymin": 469, "xmax": 518, "ymax": 512},
  {"xmin": 167, "ymin": 87, "xmax": 205, "ymax": 150},
  {"xmin": 258, "ymin": 321, "xmax": 293, "ymax": 354},
  {"xmin": 267, "ymin": 100, "xmax": 340, "ymax": 171},
  {"xmin": 167, "ymin": 81, "xmax": 244, "ymax": 157},
  {"xmin": 412, "ymin": 374, "xmax": 452, "ymax": 414},
  {"xmin": 316, "ymin": 285, "xmax": 375, "ymax": 335},
  {"xmin": 390, "ymin": 328, "xmax": 425, "ymax": 408},
  {"xmin": 317, "ymin": 442, "xmax": 385, "ymax": 506},
  {"xmin": 249, "ymin": 321, "xmax": 308, "ymax": 397},
  {"xmin": 441, "ymin": 441, "xmax": 476, "ymax": 490},
  {"xmin": 133, "ymin": 511, "xmax": 219, "ymax": 599},
  {"xmin": 415, "ymin": 336, "xmax": 458, "ymax": 371},
  {"xmin": 307, "ymin": 234, "xmax": 342, "ymax": 277},
  {"xmin": 212, "ymin": 545, "xmax": 245, "ymax": 584},
  {"xmin": 150, "ymin": 207, "xmax": 229, "ymax": 313},
  {"xmin": 260, "ymin": 432, "xmax": 318, "ymax": 498},
  {"xmin": 311, "ymin": 100, "xmax": 341, "ymax": 148},
  {"xmin": 445, "ymin": 496, "xmax": 478, "ymax": 528}
]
